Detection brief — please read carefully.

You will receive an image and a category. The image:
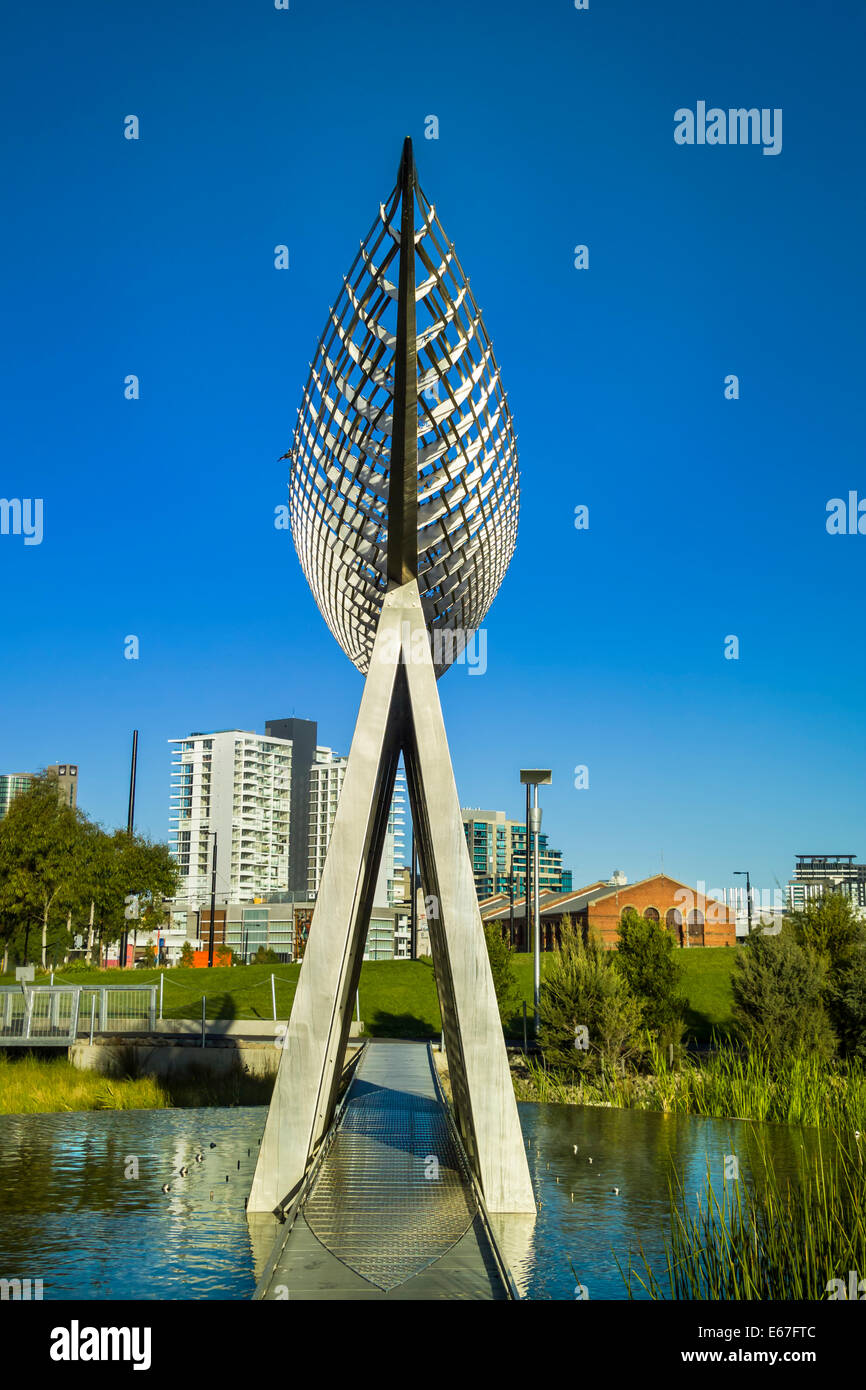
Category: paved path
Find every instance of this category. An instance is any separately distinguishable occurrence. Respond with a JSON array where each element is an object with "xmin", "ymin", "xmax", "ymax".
[{"xmin": 256, "ymin": 1041, "xmax": 511, "ymax": 1300}]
